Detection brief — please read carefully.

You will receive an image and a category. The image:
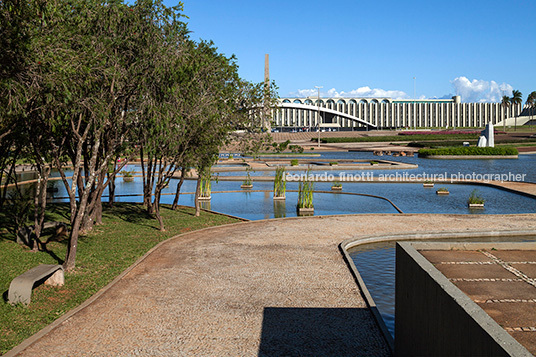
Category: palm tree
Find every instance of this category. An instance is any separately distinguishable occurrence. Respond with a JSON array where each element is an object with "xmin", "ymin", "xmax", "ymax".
[
  {"xmin": 501, "ymin": 95, "xmax": 510, "ymax": 132},
  {"xmin": 511, "ymin": 90, "xmax": 523, "ymax": 131},
  {"xmin": 527, "ymin": 91, "xmax": 536, "ymax": 130}
]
